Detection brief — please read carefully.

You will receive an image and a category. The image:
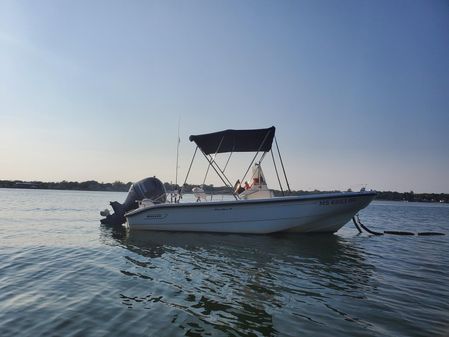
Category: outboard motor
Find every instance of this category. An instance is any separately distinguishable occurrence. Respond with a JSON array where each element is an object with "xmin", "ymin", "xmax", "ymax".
[{"xmin": 100, "ymin": 177, "xmax": 166, "ymax": 226}]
